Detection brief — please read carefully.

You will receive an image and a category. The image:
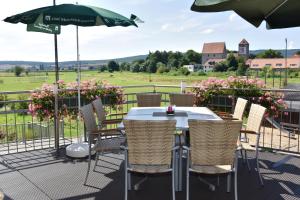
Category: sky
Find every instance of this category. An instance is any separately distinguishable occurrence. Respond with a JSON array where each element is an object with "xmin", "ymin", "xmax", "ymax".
[{"xmin": 0, "ymin": 0, "xmax": 299, "ymax": 62}]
